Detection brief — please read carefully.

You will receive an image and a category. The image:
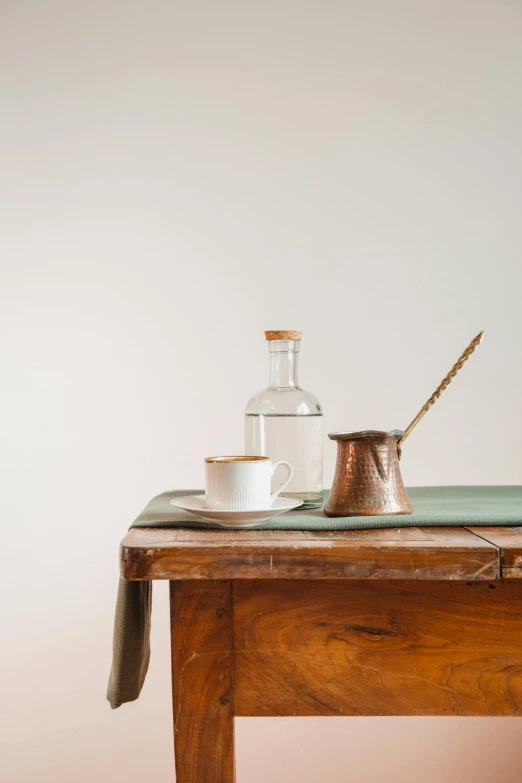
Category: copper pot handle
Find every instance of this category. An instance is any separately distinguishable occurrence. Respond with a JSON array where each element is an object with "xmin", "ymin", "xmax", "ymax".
[{"xmin": 397, "ymin": 330, "xmax": 485, "ymax": 457}]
